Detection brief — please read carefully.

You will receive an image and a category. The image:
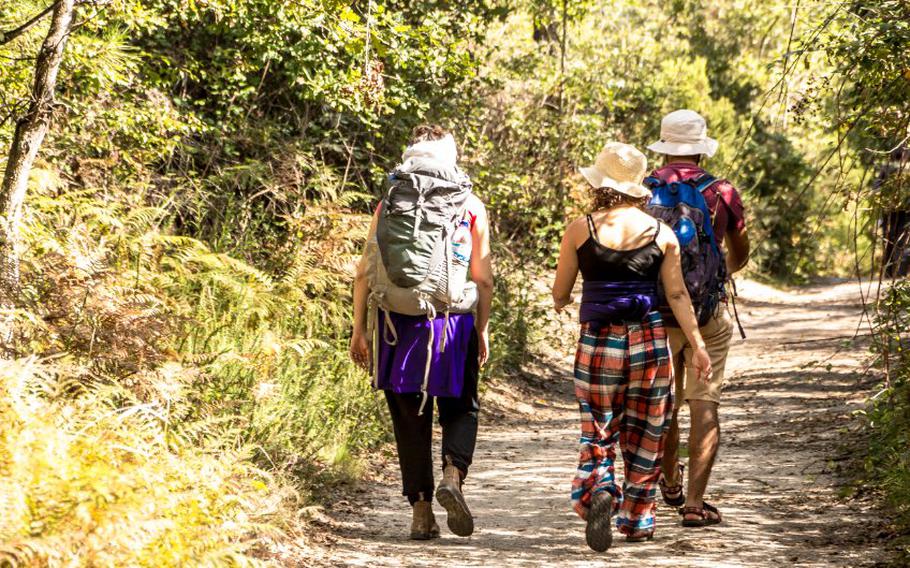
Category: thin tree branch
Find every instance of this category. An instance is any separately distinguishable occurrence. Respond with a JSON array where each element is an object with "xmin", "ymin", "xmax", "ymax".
[{"xmin": 0, "ymin": 1, "xmax": 60, "ymax": 48}]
